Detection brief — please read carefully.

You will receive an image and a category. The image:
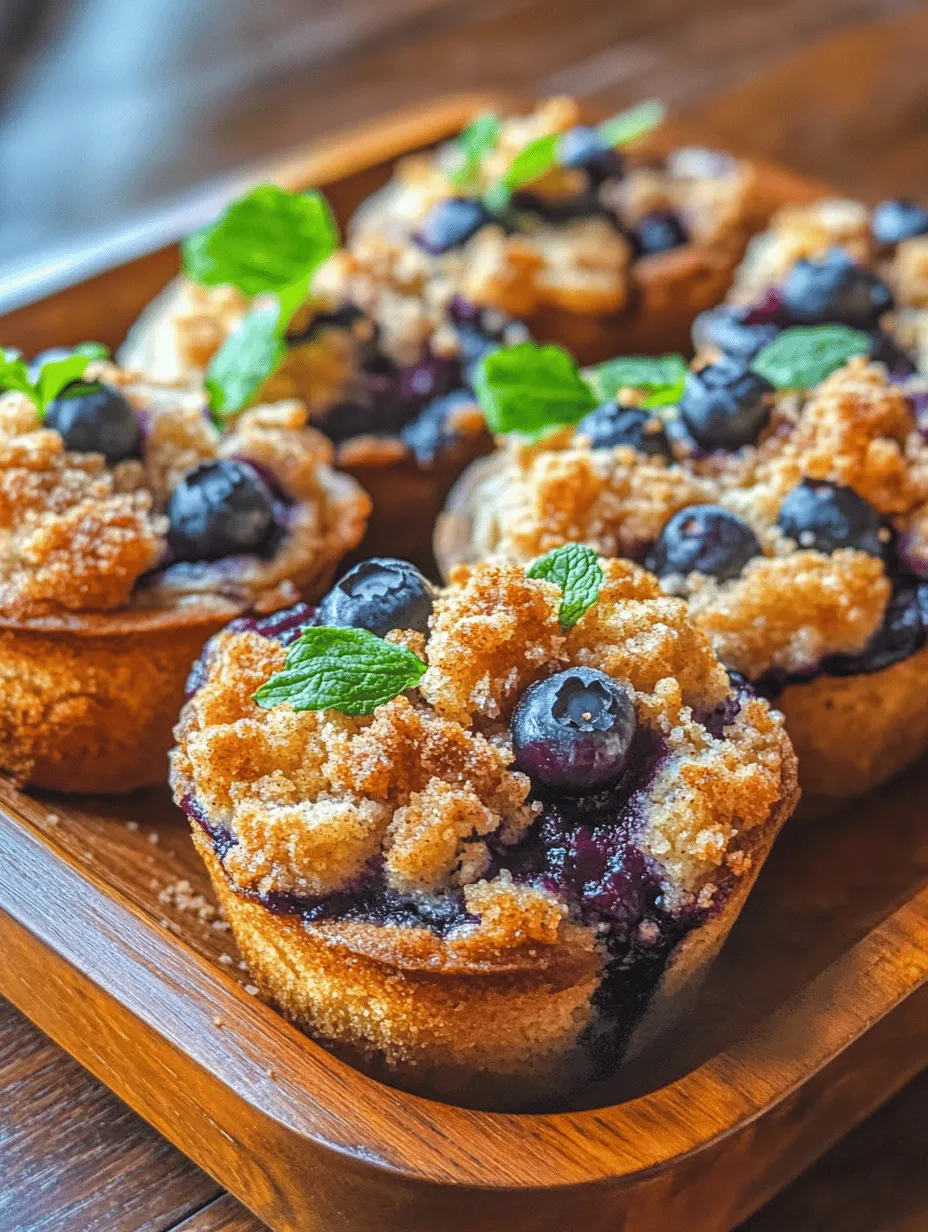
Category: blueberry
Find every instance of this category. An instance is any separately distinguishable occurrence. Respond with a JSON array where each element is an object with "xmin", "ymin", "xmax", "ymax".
[
  {"xmin": 316, "ymin": 557, "xmax": 433, "ymax": 636},
  {"xmin": 645, "ymin": 505, "xmax": 761, "ymax": 581},
  {"xmin": 679, "ymin": 357, "xmax": 774, "ymax": 451},
  {"xmin": 401, "ymin": 388, "xmax": 476, "ymax": 463},
  {"xmin": 166, "ymin": 459, "xmax": 277, "ymax": 562},
  {"xmin": 575, "ymin": 403, "xmax": 673, "ymax": 461},
  {"xmin": 871, "ymin": 199, "xmax": 928, "ymax": 247},
  {"xmin": 510, "ymin": 187, "xmax": 603, "ymax": 224},
  {"xmin": 776, "ymin": 479, "xmax": 884, "ymax": 557},
  {"xmin": 868, "ymin": 330, "xmax": 917, "ymax": 379},
  {"xmin": 455, "ymin": 326, "xmax": 499, "ymax": 383},
  {"xmin": 691, "ymin": 305, "xmax": 780, "ymax": 360},
  {"xmin": 781, "ymin": 247, "xmax": 894, "ymax": 330},
  {"xmin": 511, "ymin": 667, "xmax": 637, "ymax": 793},
  {"xmin": 558, "ymin": 125, "xmax": 624, "ymax": 183},
  {"xmin": 398, "ymin": 354, "xmax": 461, "ymax": 403},
  {"xmin": 823, "ymin": 584, "xmax": 926, "ymax": 676},
  {"xmin": 415, "ymin": 198, "xmax": 489, "ymax": 255},
  {"xmin": 285, "ymin": 301, "xmax": 365, "ymax": 346},
  {"xmin": 45, "ymin": 382, "xmax": 141, "ymax": 465},
  {"xmin": 632, "ymin": 209, "xmax": 688, "ymax": 255}
]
